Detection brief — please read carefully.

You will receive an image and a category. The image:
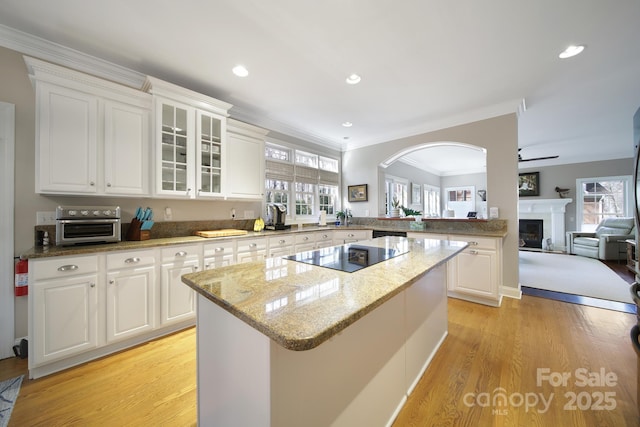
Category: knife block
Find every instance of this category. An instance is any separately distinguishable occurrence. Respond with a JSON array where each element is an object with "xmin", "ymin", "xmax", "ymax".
[{"xmin": 126, "ymin": 218, "xmax": 150, "ymax": 241}]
